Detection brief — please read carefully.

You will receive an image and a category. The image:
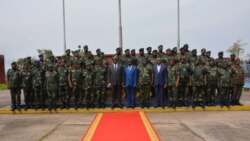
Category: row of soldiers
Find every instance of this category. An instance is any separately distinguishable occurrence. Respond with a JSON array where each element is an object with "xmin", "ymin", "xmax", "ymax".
[{"xmin": 6, "ymin": 44, "xmax": 244, "ymax": 110}]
